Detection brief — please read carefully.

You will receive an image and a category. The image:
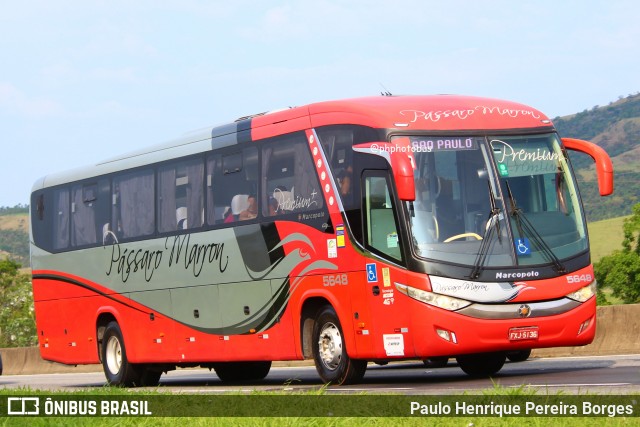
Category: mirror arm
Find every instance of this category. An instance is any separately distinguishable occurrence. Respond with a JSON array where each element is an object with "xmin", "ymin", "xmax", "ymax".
[{"xmin": 562, "ymin": 137, "xmax": 614, "ymax": 196}]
